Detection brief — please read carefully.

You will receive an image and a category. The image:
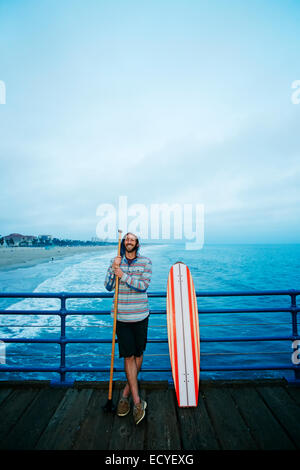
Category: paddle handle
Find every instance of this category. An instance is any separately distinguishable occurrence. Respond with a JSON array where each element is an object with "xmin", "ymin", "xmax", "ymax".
[{"xmin": 108, "ymin": 229, "xmax": 122, "ymax": 400}]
